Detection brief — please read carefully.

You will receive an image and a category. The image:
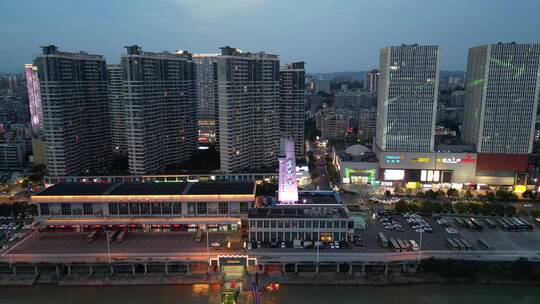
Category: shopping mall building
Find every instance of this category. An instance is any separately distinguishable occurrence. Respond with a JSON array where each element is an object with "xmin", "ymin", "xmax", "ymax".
[
  {"xmin": 334, "ymin": 145, "xmax": 530, "ymax": 190},
  {"xmin": 32, "ymin": 181, "xmax": 256, "ymax": 232}
]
